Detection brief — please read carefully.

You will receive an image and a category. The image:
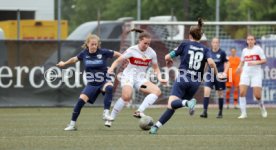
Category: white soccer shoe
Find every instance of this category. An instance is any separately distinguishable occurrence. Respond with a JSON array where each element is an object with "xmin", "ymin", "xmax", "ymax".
[
  {"xmin": 260, "ymin": 108, "xmax": 268, "ymax": 118},
  {"xmin": 104, "ymin": 120, "xmax": 112, "ymax": 128},
  {"xmin": 64, "ymin": 124, "xmax": 77, "ymax": 131},
  {"xmin": 238, "ymin": 113, "xmax": 247, "ymax": 119},
  {"xmin": 102, "ymin": 113, "xmax": 114, "ymax": 121}
]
